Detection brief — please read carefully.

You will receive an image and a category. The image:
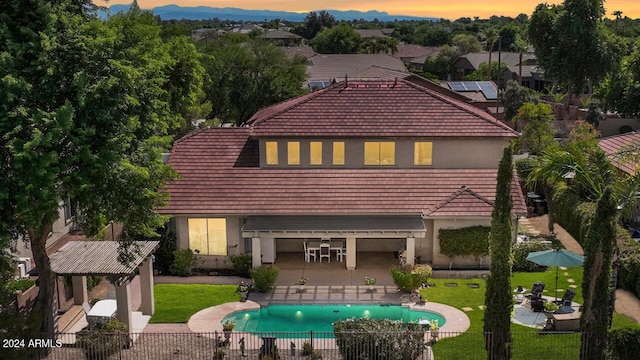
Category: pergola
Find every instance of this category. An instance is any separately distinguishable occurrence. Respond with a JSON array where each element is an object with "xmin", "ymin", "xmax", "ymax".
[{"xmin": 50, "ymin": 241, "xmax": 159, "ymax": 331}]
